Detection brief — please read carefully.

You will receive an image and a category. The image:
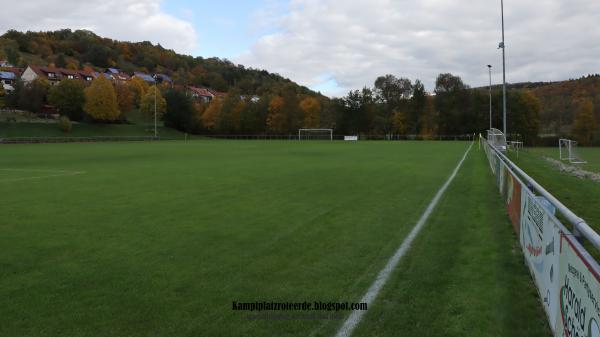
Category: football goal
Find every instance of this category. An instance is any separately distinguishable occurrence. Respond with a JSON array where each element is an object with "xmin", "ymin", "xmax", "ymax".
[
  {"xmin": 559, "ymin": 139, "xmax": 586, "ymax": 164},
  {"xmin": 298, "ymin": 129, "xmax": 333, "ymax": 141}
]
